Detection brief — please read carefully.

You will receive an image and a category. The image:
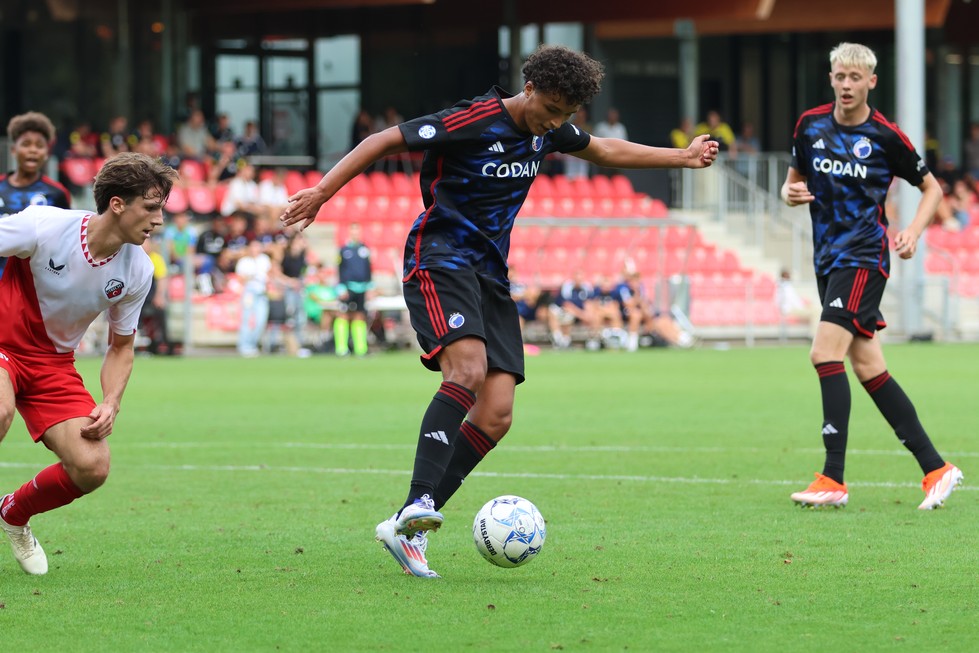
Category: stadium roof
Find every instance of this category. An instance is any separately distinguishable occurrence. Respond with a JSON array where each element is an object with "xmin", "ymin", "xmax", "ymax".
[{"xmin": 181, "ymin": 0, "xmax": 974, "ymax": 43}]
